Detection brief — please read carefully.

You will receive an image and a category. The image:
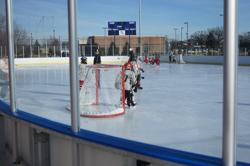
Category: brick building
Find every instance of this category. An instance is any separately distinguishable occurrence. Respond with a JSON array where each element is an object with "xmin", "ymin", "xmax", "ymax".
[{"xmin": 79, "ymin": 36, "xmax": 167, "ymax": 56}]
